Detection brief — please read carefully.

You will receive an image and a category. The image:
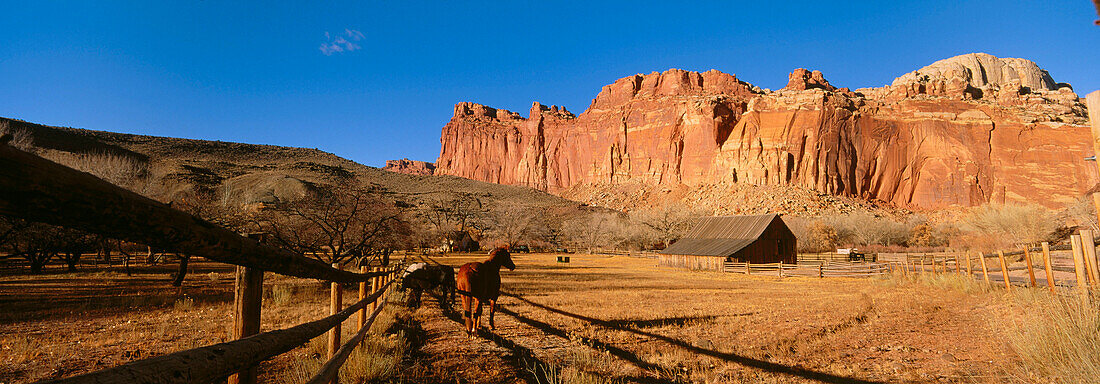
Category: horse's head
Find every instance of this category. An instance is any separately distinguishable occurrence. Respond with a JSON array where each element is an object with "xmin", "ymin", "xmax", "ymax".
[{"xmin": 490, "ymin": 247, "xmax": 515, "ymax": 271}]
